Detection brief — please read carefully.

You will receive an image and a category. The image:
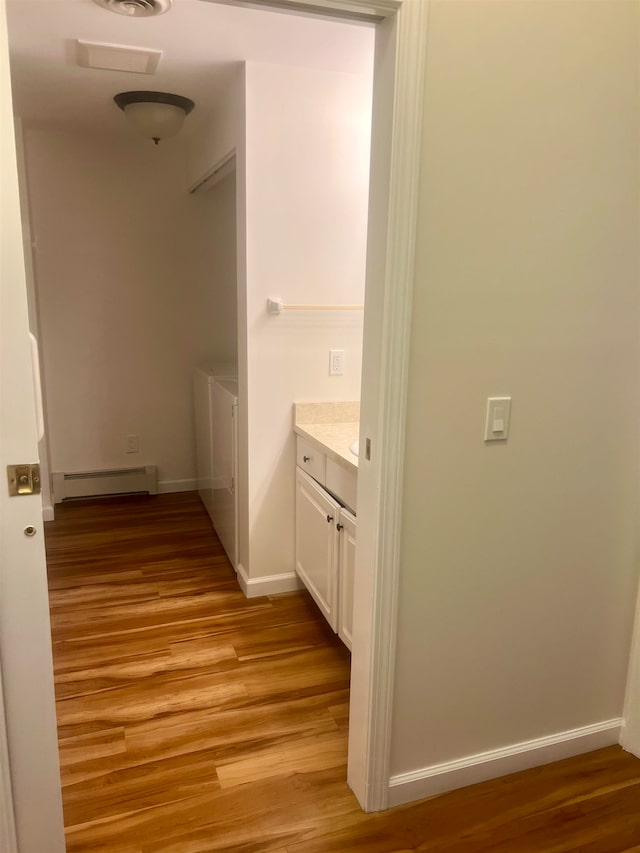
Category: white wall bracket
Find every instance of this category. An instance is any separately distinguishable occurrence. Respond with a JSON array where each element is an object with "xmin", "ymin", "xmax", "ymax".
[{"xmin": 267, "ymin": 297, "xmax": 284, "ymax": 315}]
